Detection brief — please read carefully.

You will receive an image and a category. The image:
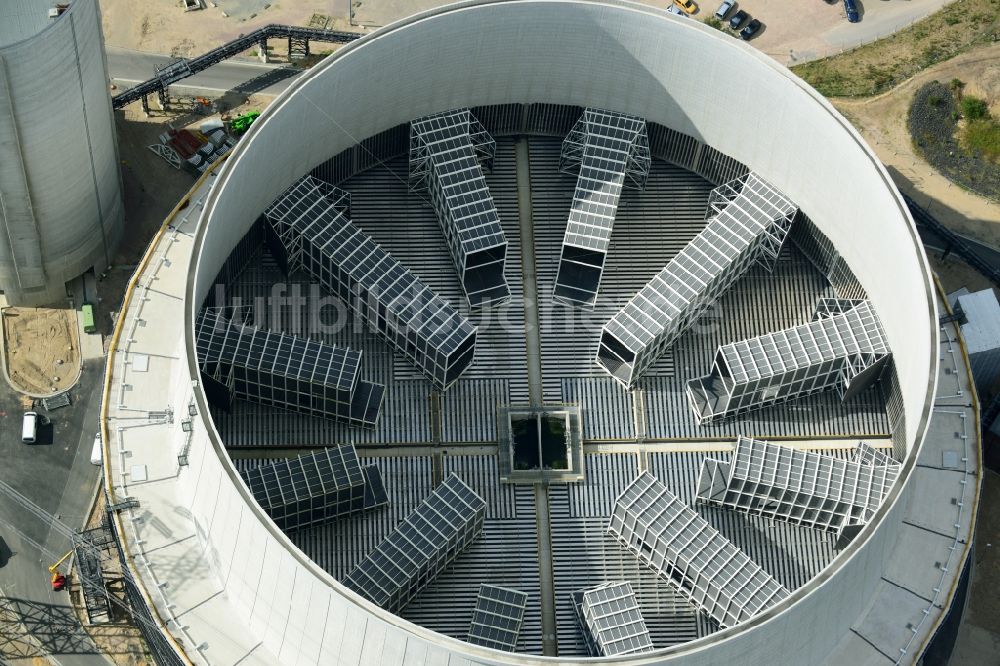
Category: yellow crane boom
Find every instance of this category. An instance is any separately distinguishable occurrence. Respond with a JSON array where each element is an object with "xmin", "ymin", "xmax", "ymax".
[{"xmin": 47, "ymin": 550, "xmax": 73, "ymax": 574}]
